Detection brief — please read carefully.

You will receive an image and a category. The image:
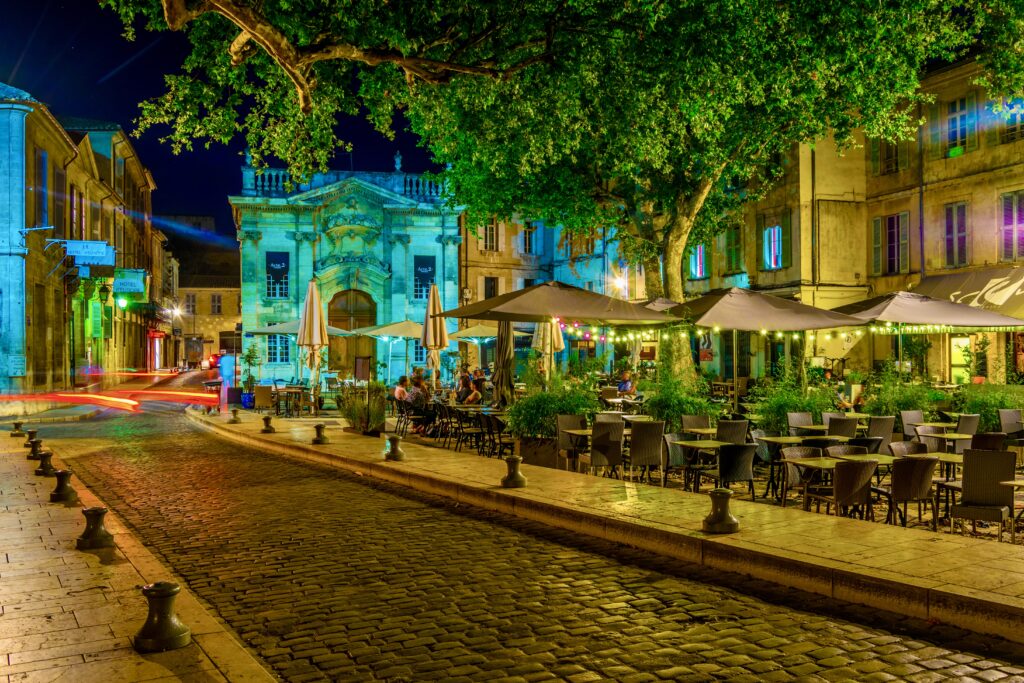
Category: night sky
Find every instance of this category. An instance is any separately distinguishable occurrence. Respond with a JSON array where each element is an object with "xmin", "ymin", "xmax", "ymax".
[{"xmin": 0, "ymin": 2, "xmax": 431, "ymax": 247}]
